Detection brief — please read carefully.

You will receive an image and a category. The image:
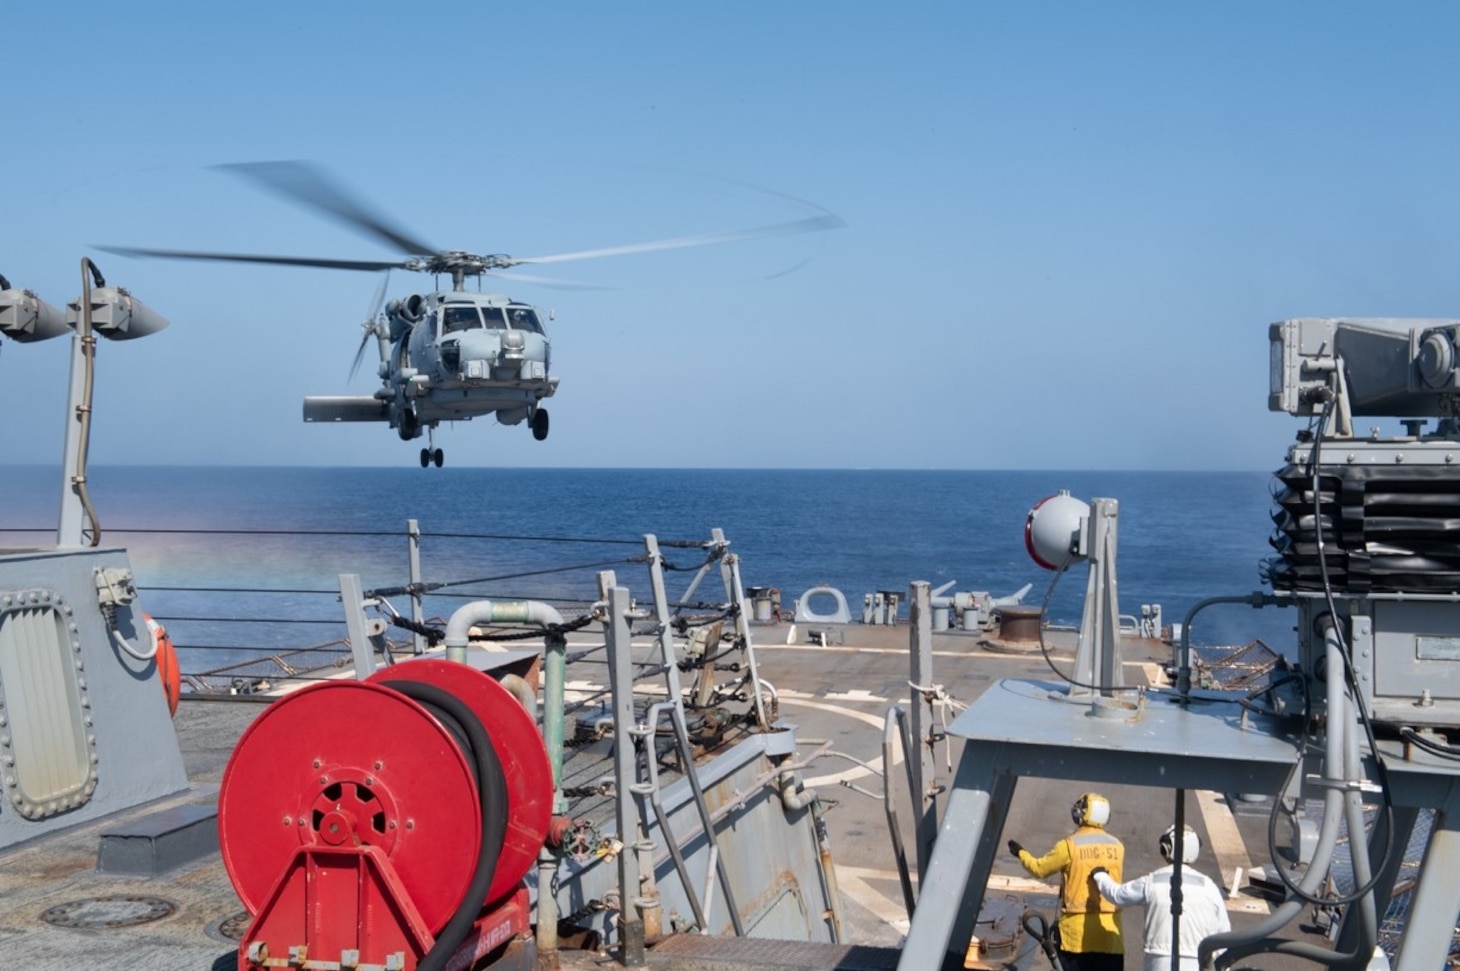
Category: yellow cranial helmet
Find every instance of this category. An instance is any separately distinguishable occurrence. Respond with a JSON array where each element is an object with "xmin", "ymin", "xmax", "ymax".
[{"xmin": 1071, "ymin": 792, "xmax": 1111, "ymax": 828}]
